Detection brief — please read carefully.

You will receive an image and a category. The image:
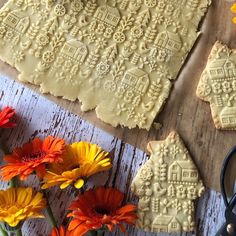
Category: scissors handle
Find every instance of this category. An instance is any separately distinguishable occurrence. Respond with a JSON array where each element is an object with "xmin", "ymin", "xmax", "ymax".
[{"xmin": 220, "ymin": 145, "xmax": 236, "ymax": 207}]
